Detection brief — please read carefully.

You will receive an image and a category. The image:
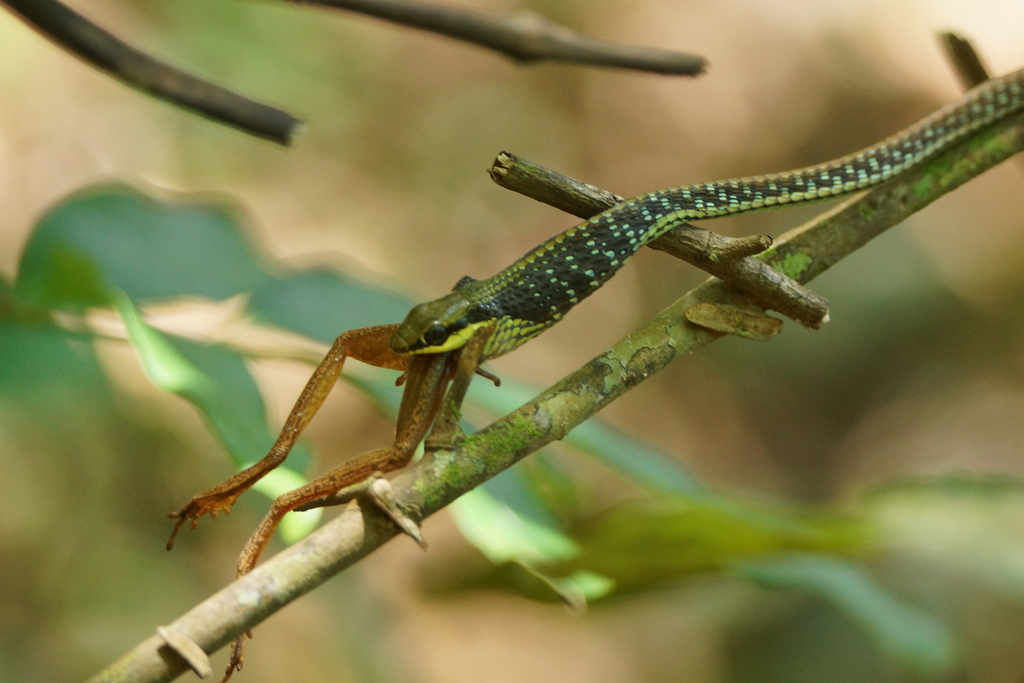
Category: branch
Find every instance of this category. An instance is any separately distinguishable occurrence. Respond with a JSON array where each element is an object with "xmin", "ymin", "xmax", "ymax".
[
  {"xmin": 293, "ymin": 0, "xmax": 707, "ymax": 75},
  {"xmin": 2, "ymin": 0, "xmax": 300, "ymax": 144},
  {"xmin": 87, "ymin": 98, "xmax": 1024, "ymax": 683},
  {"xmin": 937, "ymin": 33, "xmax": 1024, "ymax": 175},
  {"xmin": 489, "ymin": 151, "xmax": 831, "ymax": 329},
  {"xmin": 939, "ymin": 31, "xmax": 991, "ymax": 90}
]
